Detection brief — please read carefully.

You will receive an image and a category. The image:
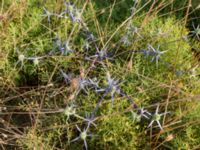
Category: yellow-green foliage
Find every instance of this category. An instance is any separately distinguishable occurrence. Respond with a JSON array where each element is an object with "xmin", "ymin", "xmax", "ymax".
[{"xmin": 97, "ymin": 115, "xmax": 140, "ymax": 149}]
